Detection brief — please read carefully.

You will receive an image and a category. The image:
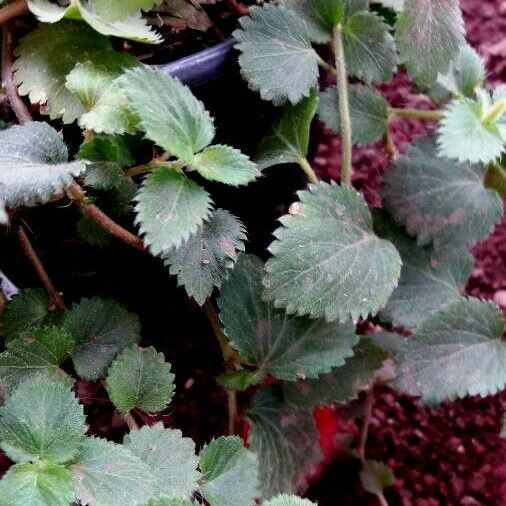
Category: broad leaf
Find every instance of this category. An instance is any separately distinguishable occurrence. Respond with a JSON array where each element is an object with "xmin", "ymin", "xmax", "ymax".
[
  {"xmin": 0, "ymin": 461, "xmax": 75, "ymax": 506},
  {"xmin": 118, "ymin": 66, "xmax": 215, "ymax": 162},
  {"xmin": 264, "ymin": 495, "xmax": 316, "ymax": 506},
  {"xmin": 0, "ymin": 375, "xmax": 86, "ymax": 464},
  {"xmin": 78, "ymin": 135, "xmax": 136, "ymax": 167},
  {"xmin": 234, "ymin": 4, "xmax": 320, "ymax": 105},
  {"xmin": 218, "ymin": 255, "xmax": 358, "ymax": 381},
  {"xmin": 64, "ymin": 297, "xmax": 142, "ymax": 380},
  {"xmin": 395, "ymin": 0, "xmax": 465, "ymax": 86},
  {"xmin": 163, "ymin": 209, "xmax": 246, "ymax": 305},
  {"xmin": 0, "ymin": 122, "xmax": 85, "ymax": 214},
  {"xmin": 382, "ymin": 137, "xmax": 504, "ymax": 250},
  {"xmin": 124, "ymin": 423, "xmax": 200, "ymax": 499},
  {"xmin": 396, "ymin": 298, "xmax": 506, "ymax": 403},
  {"xmin": 318, "ymin": 85, "xmax": 389, "ymax": 145},
  {"xmin": 256, "ymin": 89, "xmax": 319, "ymax": 170},
  {"xmin": 199, "ymin": 436, "xmax": 259, "ymax": 506},
  {"xmin": 359, "ymin": 461, "xmax": 395, "ymax": 495},
  {"xmin": 71, "ymin": 437, "xmax": 156, "ymax": 506},
  {"xmin": 90, "ymin": 0, "xmax": 161, "ymax": 21},
  {"xmin": 141, "ymin": 499, "xmax": 194, "ymax": 506},
  {"xmin": 264, "ymin": 182, "xmax": 401, "ymax": 322},
  {"xmin": 107, "ymin": 346, "xmax": 175, "ymax": 414},
  {"xmin": 246, "ymin": 386, "xmax": 322, "ymax": 498},
  {"xmin": 283, "ymin": 338, "xmax": 387, "ymax": 407},
  {"xmin": 190, "ymin": 145, "xmax": 260, "ymax": 186},
  {"xmin": 135, "ymin": 168, "xmax": 213, "ymax": 255}
]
